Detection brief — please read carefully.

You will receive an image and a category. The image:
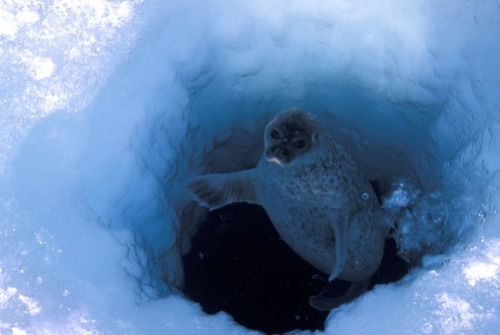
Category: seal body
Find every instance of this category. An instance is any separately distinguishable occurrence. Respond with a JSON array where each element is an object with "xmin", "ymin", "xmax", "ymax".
[
  {"xmin": 254, "ymin": 138, "xmax": 383, "ymax": 282},
  {"xmin": 187, "ymin": 109, "xmax": 389, "ymax": 308}
]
